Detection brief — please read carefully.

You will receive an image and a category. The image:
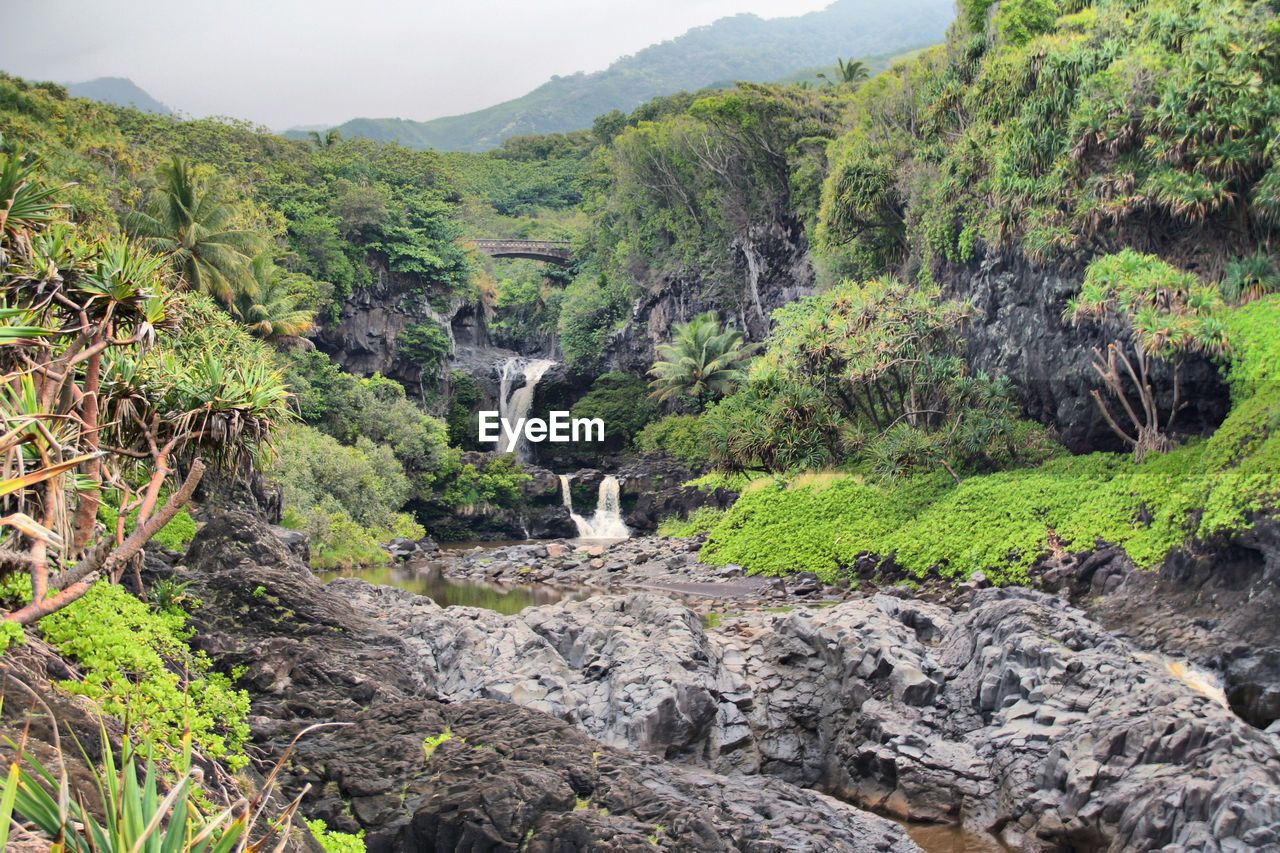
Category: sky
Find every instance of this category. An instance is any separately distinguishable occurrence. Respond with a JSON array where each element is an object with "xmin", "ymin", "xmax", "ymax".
[{"xmin": 0, "ymin": 0, "xmax": 833, "ymax": 131}]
